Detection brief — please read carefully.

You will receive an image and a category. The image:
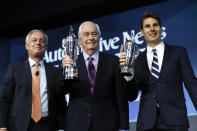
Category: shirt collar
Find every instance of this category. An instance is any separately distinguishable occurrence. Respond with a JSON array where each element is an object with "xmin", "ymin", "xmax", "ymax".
[
  {"xmin": 147, "ymin": 41, "xmax": 165, "ymax": 54},
  {"xmin": 83, "ymin": 50, "xmax": 99, "ymax": 62},
  {"xmin": 28, "ymin": 57, "xmax": 44, "ymax": 68}
]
